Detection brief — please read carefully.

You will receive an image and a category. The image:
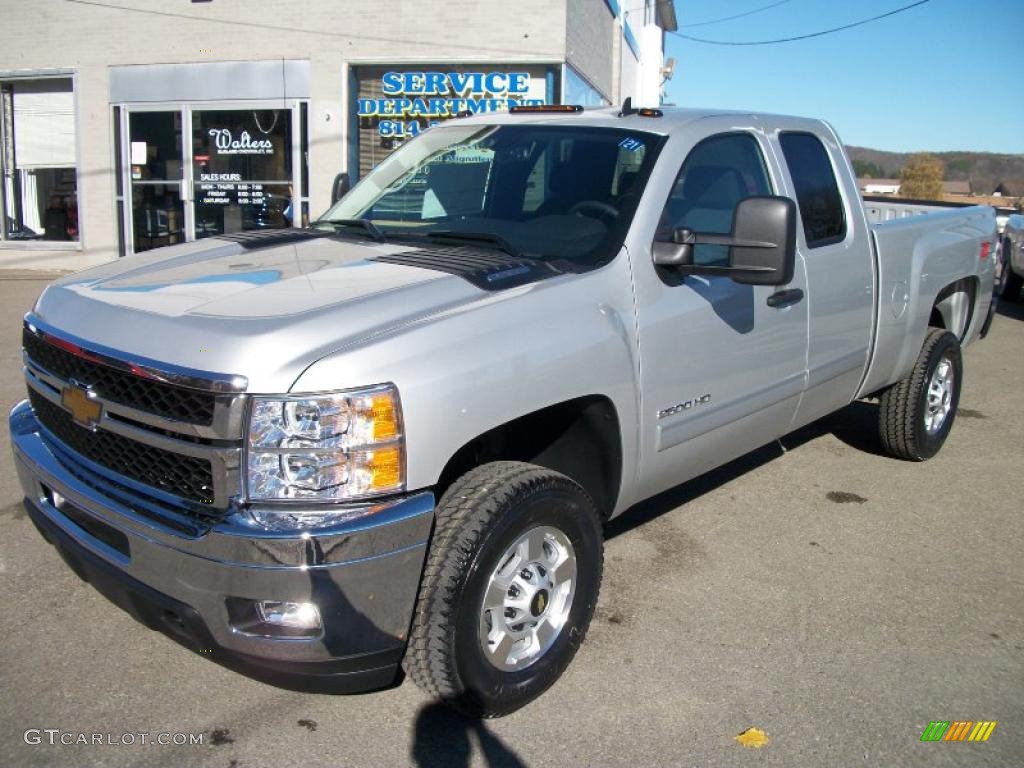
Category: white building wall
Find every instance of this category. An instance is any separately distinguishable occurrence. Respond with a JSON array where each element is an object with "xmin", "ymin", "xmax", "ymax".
[
  {"xmin": 619, "ymin": 42, "xmax": 639, "ymax": 108},
  {"xmin": 636, "ymin": 23, "xmax": 665, "ymax": 108},
  {"xmin": 0, "ymin": 0, "xmax": 570, "ymax": 270}
]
